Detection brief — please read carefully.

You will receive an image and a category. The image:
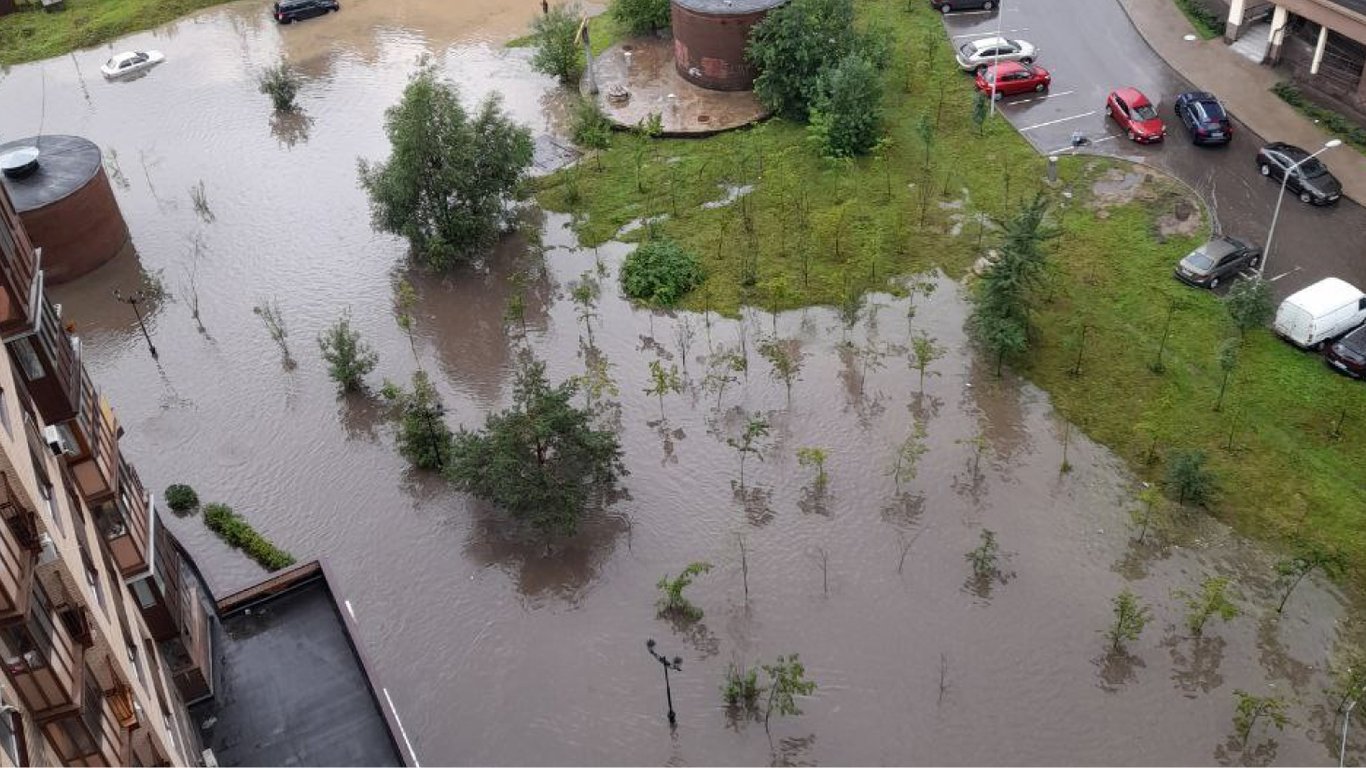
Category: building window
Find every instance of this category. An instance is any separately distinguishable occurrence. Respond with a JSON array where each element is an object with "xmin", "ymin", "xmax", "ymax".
[
  {"xmin": 79, "ymin": 550, "xmax": 104, "ymax": 614},
  {"xmin": 38, "ymin": 481, "xmax": 62, "ymax": 537},
  {"xmin": 0, "ymin": 705, "xmax": 16, "ymax": 767},
  {"xmin": 127, "ymin": 642, "xmax": 146, "ymax": 689},
  {"xmin": 131, "ymin": 577, "xmax": 157, "ymax": 610},
  {"xmin": 11, "ymin": 339, "xmax": 42, "ymax": 382}
]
